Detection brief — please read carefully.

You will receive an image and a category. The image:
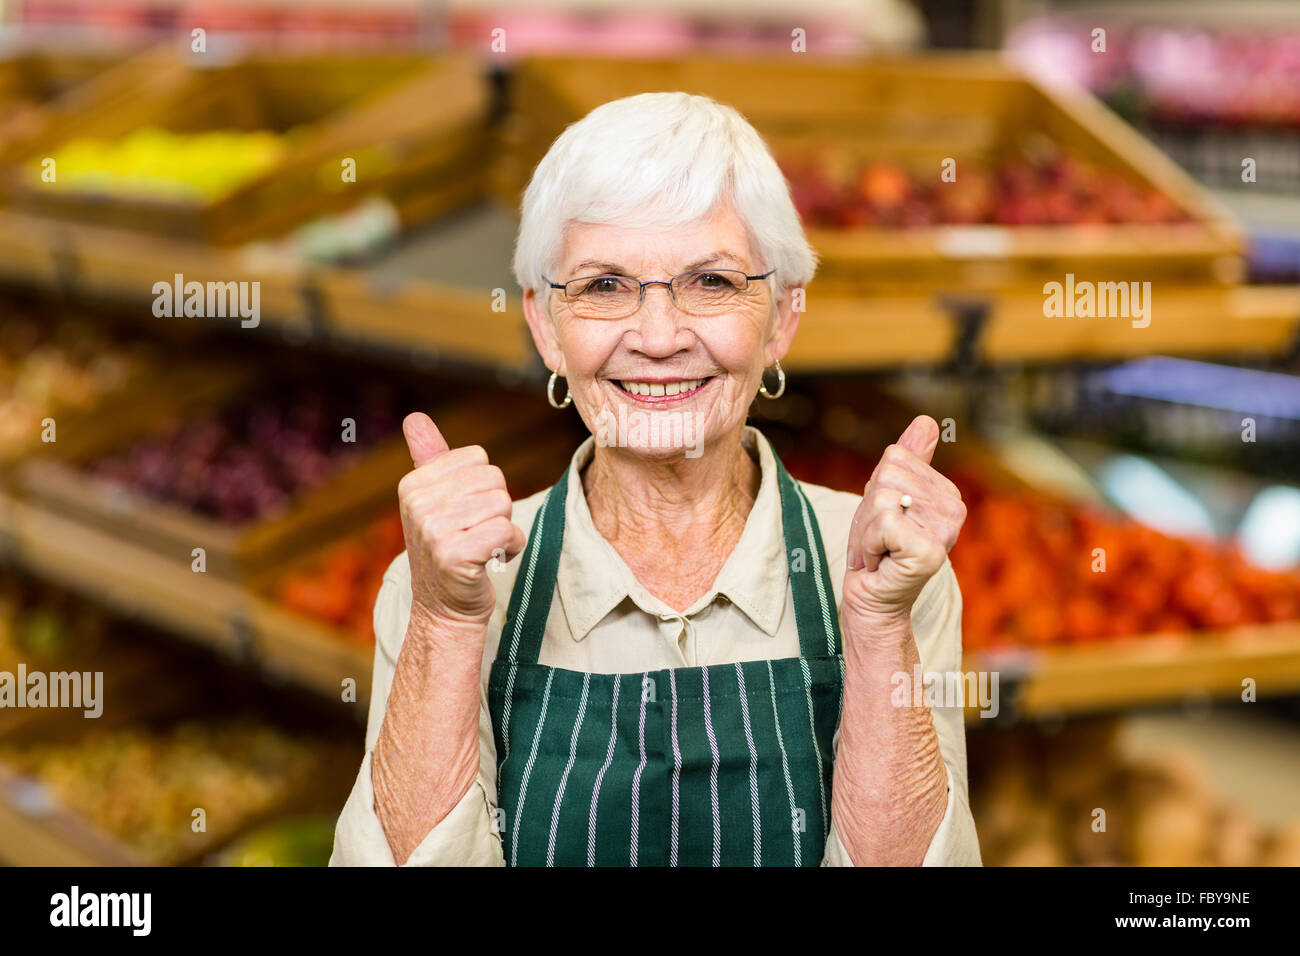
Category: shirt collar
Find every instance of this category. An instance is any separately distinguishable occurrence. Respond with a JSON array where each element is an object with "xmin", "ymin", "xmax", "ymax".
[{"xmin": 555, "ymin": 425, "xmax": 789, "ymax": 642}]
